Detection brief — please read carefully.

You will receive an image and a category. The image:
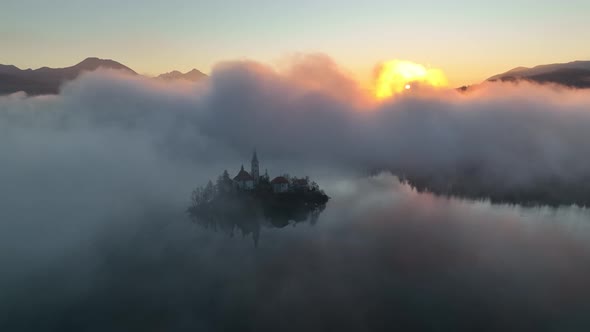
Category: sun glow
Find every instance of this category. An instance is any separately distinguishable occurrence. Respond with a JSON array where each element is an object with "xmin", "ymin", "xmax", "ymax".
[{"xmin": 375, "ymin": 60, "xmax": 448, "ymax": 99}]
